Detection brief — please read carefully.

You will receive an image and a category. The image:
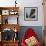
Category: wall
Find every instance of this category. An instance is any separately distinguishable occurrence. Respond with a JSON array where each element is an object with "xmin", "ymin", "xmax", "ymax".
[
  {"xmin": 18, "ymin": 0, "xmax": 44, "ymax": 26},
  {"xmin": 0, "ymin": 0, "xmax": 44, "ymax": 26}
]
